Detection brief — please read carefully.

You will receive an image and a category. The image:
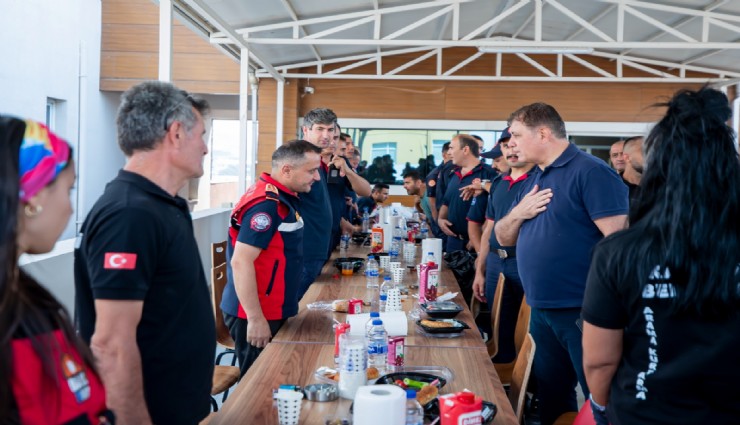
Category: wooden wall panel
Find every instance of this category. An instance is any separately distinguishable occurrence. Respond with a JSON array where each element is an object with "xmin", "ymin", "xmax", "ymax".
[{"xmin": 101, "ymin": 0, "xmax": 240, "ymax": 94}]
